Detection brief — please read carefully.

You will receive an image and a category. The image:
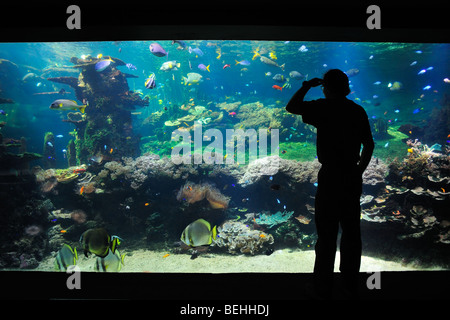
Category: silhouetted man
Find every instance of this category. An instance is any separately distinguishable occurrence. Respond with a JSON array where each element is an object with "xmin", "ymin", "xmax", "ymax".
[{"xmin": 285, "ymin": 69, "xmax": 374, "ymax": 298}]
